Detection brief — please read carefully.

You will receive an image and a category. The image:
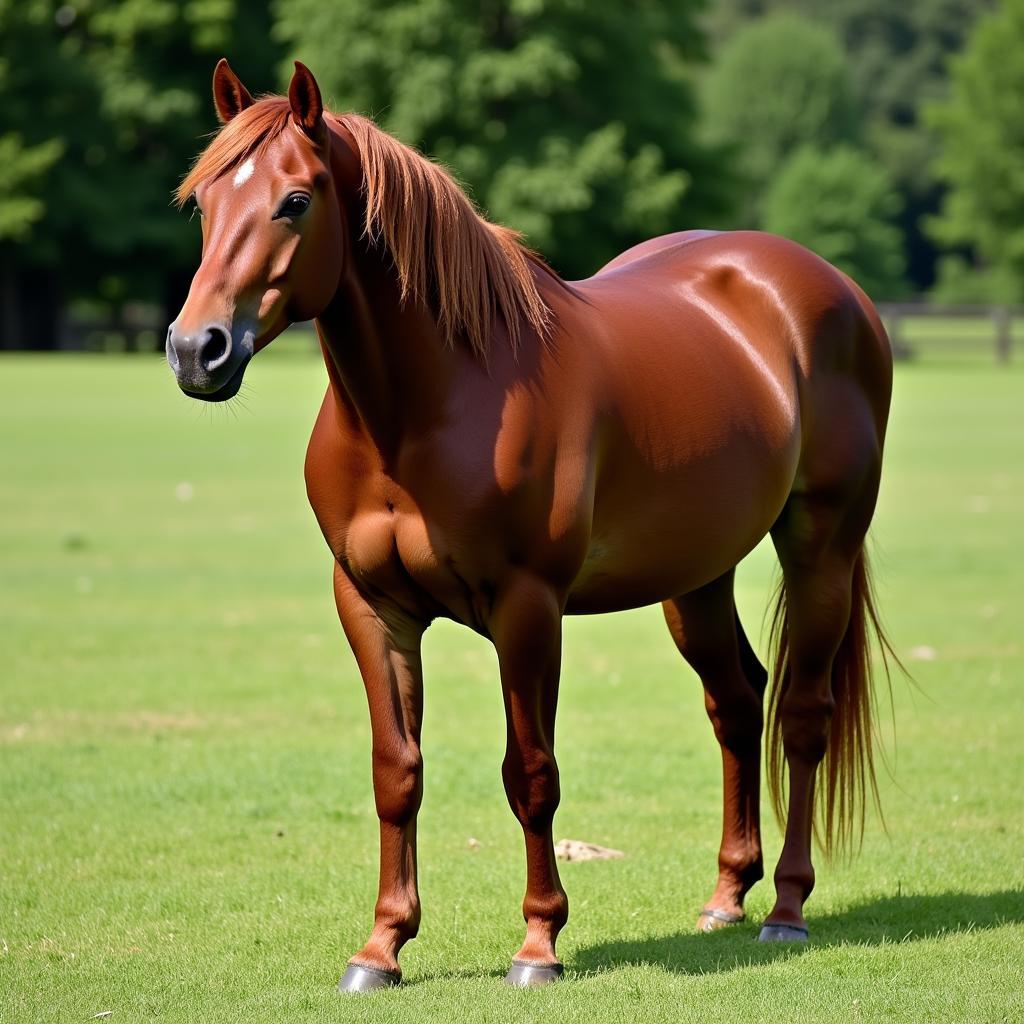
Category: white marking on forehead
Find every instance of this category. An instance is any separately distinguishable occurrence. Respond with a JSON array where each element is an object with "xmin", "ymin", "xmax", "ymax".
[{"xmin": 233, "ymin": 158, "xmax": 255, "ymax": 188}]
